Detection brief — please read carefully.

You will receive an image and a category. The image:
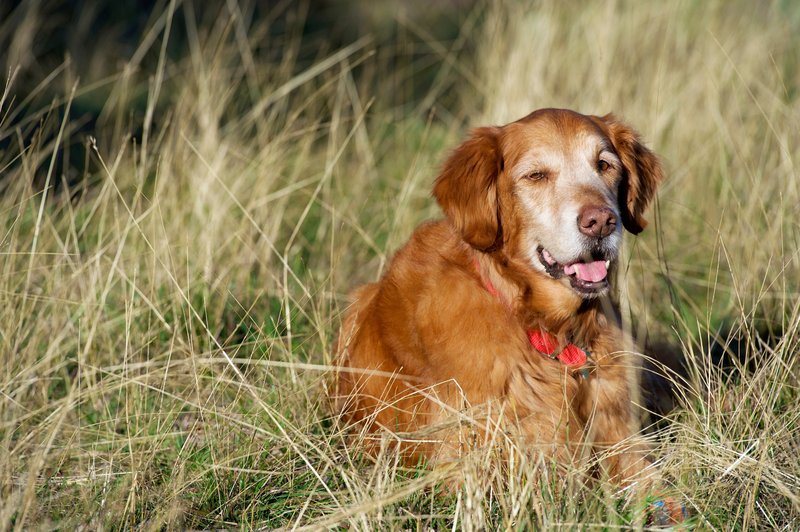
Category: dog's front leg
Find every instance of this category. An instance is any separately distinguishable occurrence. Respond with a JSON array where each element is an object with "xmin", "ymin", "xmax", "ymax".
[{"xmin": 577, "ymin": 350, "xmax": 652, "ymax": 487}]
